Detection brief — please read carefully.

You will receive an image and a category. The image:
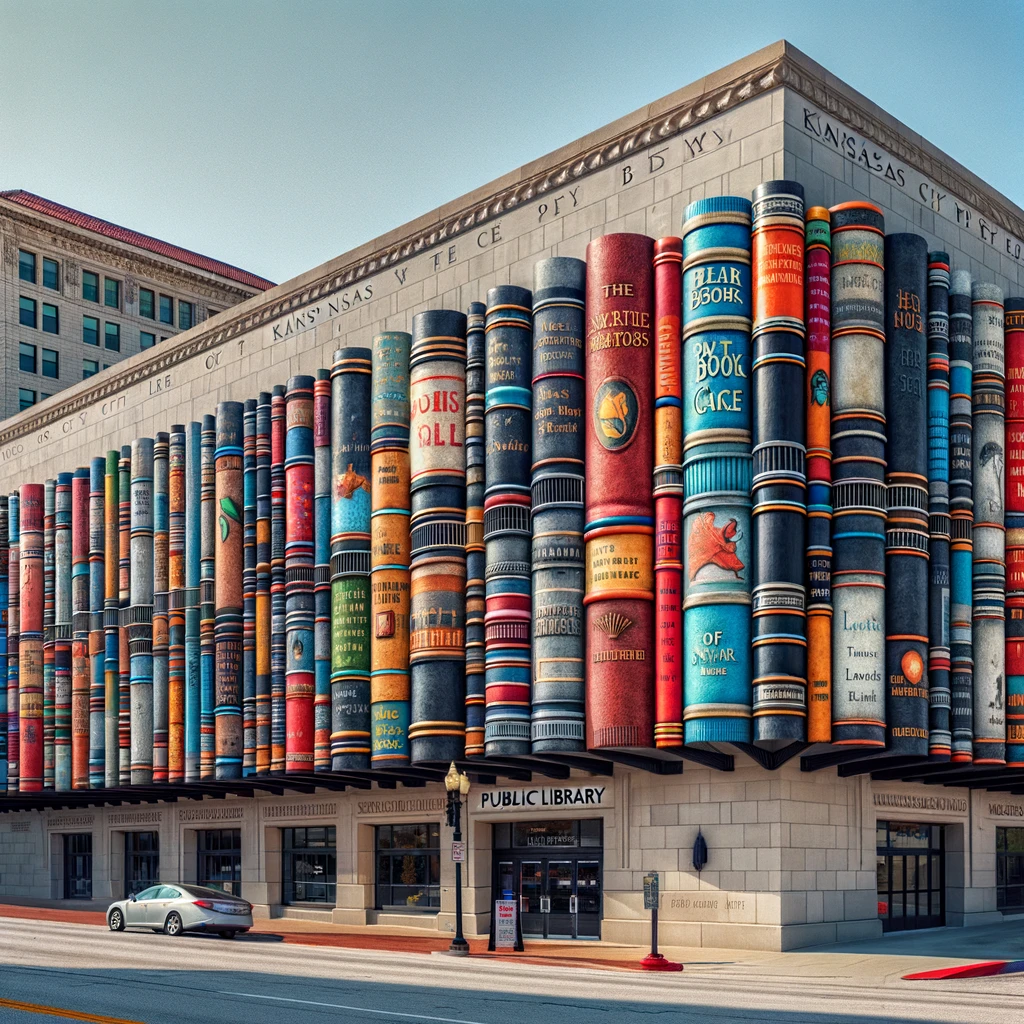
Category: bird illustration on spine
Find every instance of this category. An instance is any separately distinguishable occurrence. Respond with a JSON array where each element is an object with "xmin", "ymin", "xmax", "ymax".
[{"xmin": 681, "ymin": 199, "xmax": 753, "ymax": 745}]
